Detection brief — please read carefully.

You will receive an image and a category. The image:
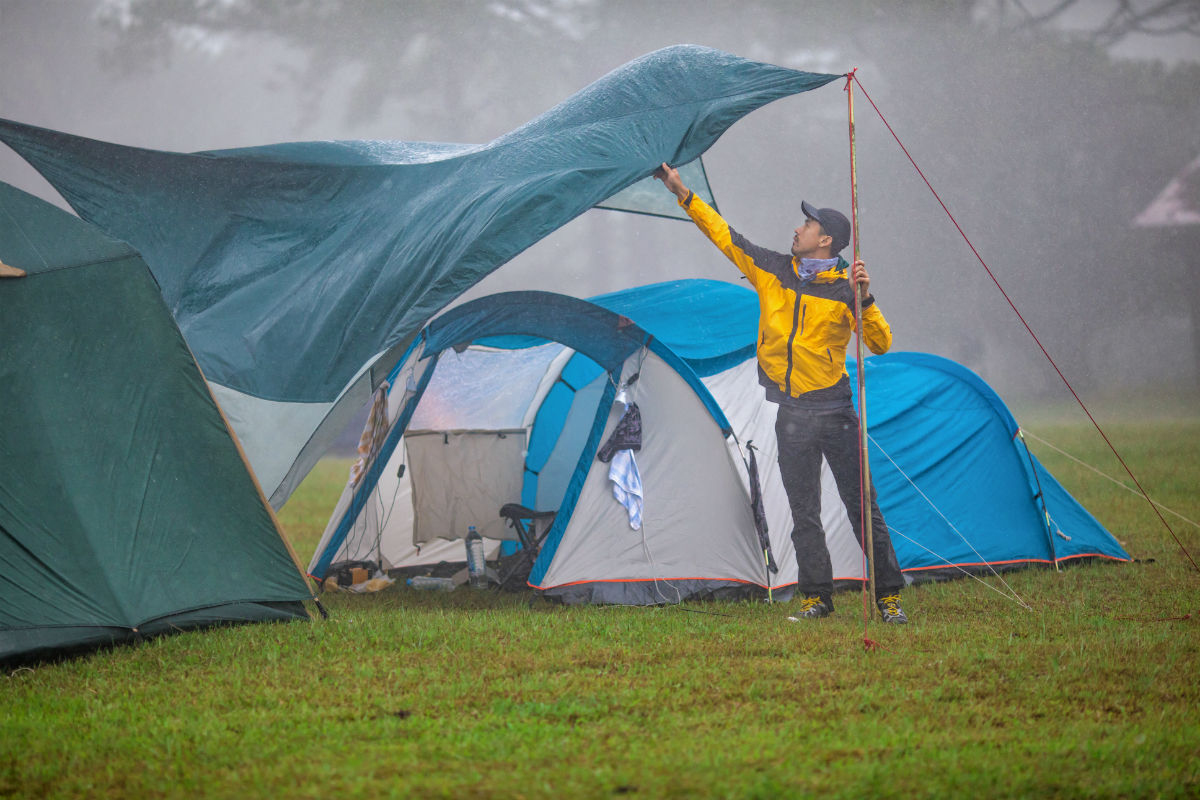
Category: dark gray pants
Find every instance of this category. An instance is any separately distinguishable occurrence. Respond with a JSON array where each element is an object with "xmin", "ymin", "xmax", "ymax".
[{"xmin": 774, "ymin": 403, "xmax": 903, "ymax": 611}]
